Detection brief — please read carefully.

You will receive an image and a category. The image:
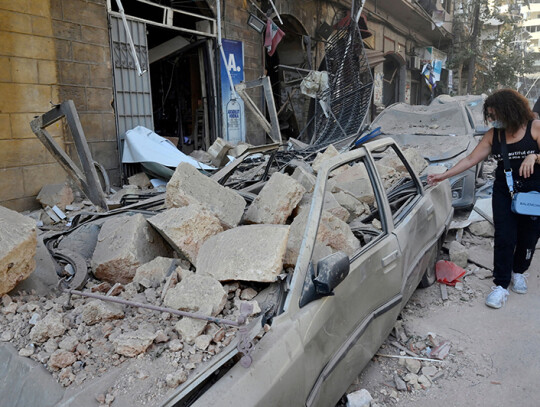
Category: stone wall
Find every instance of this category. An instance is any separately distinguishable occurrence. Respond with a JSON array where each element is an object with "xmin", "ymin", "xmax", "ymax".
[{"xmin": 0, "ymin": 0, "xmax": 118, "ymax": 212}]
